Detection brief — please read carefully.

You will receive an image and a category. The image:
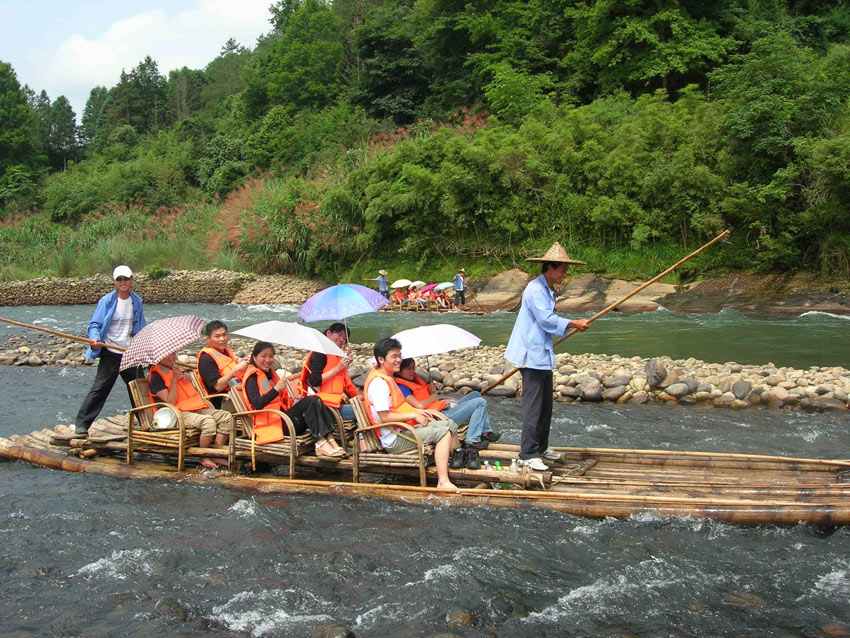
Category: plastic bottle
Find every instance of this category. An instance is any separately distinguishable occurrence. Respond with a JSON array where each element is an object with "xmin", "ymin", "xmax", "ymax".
[
  {"xmin": 483, "ymin": 460, "xmax": 492, "ymax": 472},
  {"xmin": 510, "ymin": 458, "xmax": 518, "ymax": 472},
  {"xmin": 494, "ymin": 461, "xmax": 509, "ymax": 490}
]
